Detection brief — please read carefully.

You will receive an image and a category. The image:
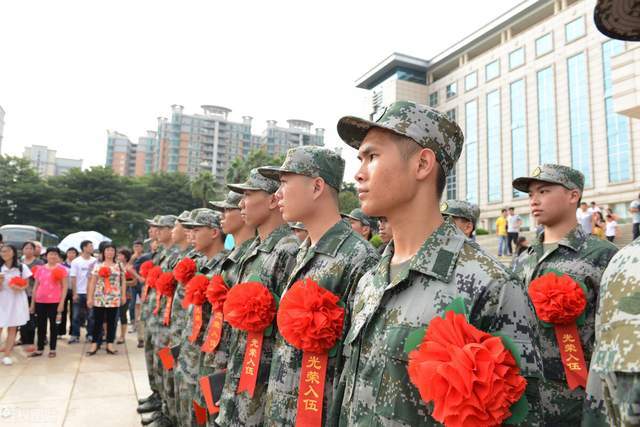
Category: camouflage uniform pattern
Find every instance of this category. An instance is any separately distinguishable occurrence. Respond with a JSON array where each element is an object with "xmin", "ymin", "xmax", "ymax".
[
  {"xmin": 583, "ymin": 237, "xmax": 640, "ymax": 426},
  {"xmin": 337, "ymin": 100, "xmax": 463, "ymax": 176},
  {"xmin": 258, "ymin": 145, "xmax": 345, "ymax": 191},
  {"xmin": 209, "ymin": 191, "xmax": 244, "ymax": 211},
  {"xmin": 215, "ymin": 224, "xmax": 299, "ymax": 427},
  {"xmin": 227, "ymin": 167, "xmax": 280, "ymax": 194},
  {"xmin": 264, "ymin": 219, "xmax": 380, "ymax": 426},
  {"xmin": 512, "ymin": 225, "xmax": 618, "ymax": 425},
  {"xmin": 512, "ymin": 163, "xmax": 585, "ymax": 193},
  {"xmin": 337, "ymin": 218, "xmax": 543, "ymax": 426},
  {"xmin": 440, "ymin": 199, "xmax": 480, "ymax": 227},
  {"xmin": 175, "ymin": 250, "xmax": 228, "ymax": 427}
]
